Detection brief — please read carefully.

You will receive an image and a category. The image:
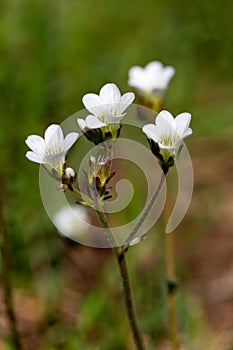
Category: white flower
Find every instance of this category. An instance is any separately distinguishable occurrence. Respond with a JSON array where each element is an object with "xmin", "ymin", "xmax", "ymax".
[
  {"xmin": 142, "ymin": 110, "xmax": 192, "ymax": 151},
  {"xmin": 128, "ymin": 61, "xmax": 175, "ymax": 95},
  {"xmin": 25, "ymin": 124, "xmax": 79, "ymax": 177},
  {"xmin": 53, "ymin": 205, "xmax": 90, "ymax": 238},
  {"xmin": 78, "ymin": 83, "xmax": 135, "ymax": 130}
]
